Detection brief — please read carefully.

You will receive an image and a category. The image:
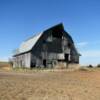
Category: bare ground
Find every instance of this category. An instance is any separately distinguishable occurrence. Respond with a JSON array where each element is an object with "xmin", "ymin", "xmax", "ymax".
[{"xmin": 0, "ymin": 69, "xmax": 100, "ymax": 100}]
